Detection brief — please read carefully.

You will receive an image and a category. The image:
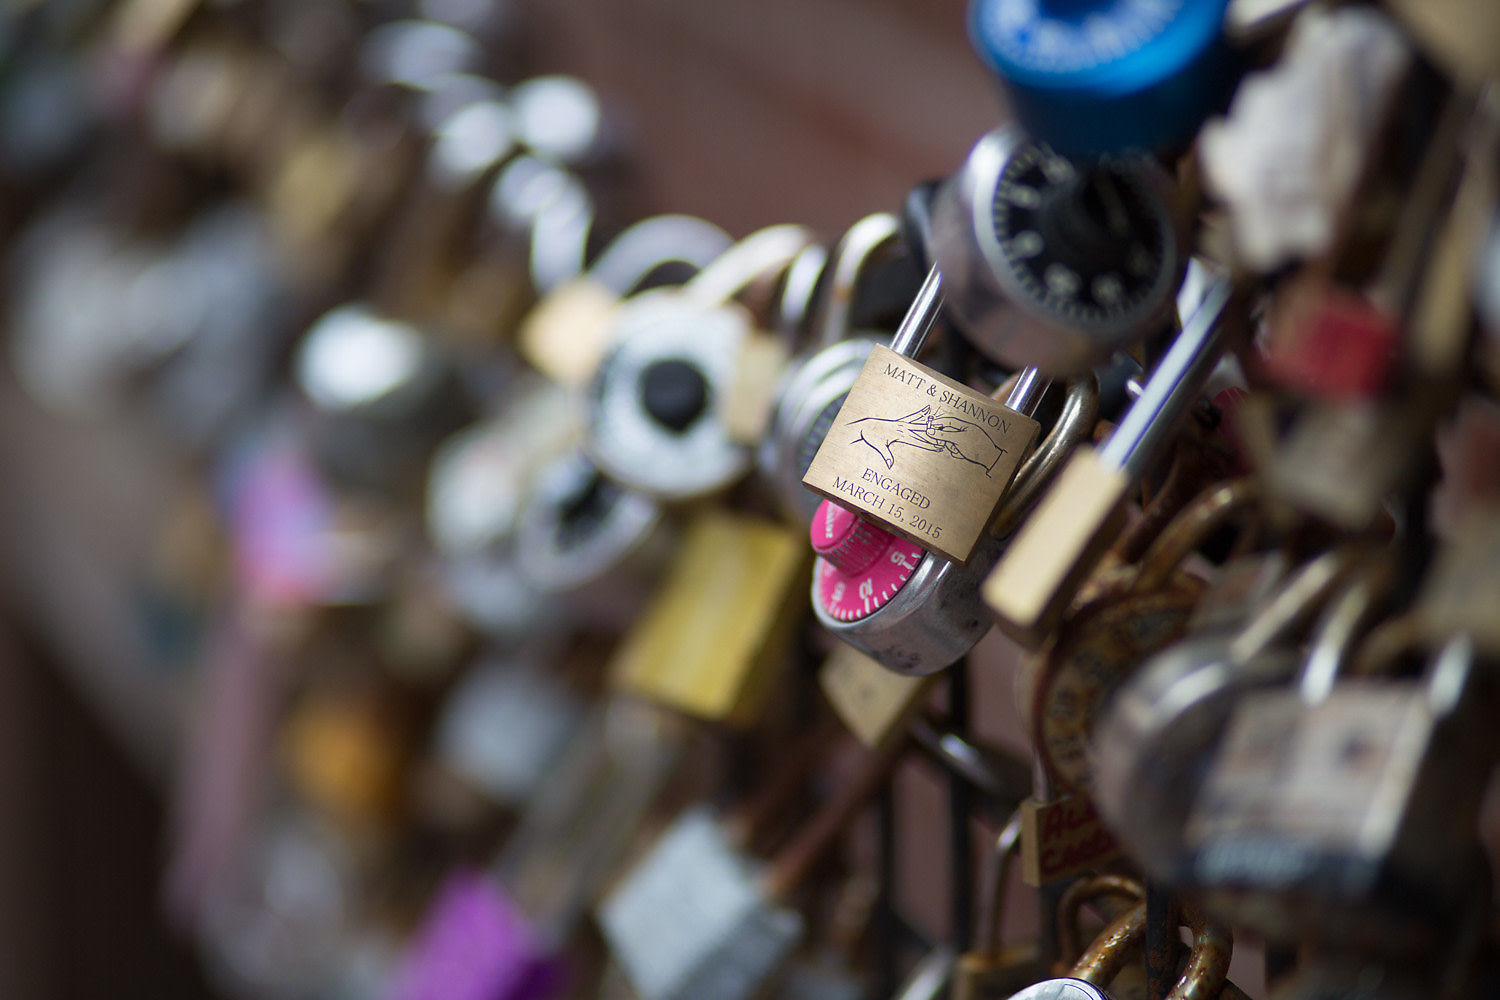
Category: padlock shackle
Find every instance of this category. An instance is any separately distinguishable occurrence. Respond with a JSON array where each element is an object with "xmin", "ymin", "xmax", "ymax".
[
  {"xmin": 1132, "ymin": 478, "xmax": 1262, "ymax": 593},
  {"xmin": 971, "ymin": 808, "xmax": 1024, "ymax": 954},
  {"xmin": 1227, "ymin": 547, "xmax": 1363, "ymax": 667},
  {"xmin": 530, "ymin": 178, "xmax": 596, "ymax": 295},
  {"xmin": 814, "ymin": 213, "xmax": 901, "ymax": 350},
  {"xmin": 991, "ymin": 374, "xmax": 1101, "ymax": 539},
  {"xmin": 889, "ymin": 264, "xmax": 944, "ymax": 358},
  {"xmin": 909, "ymin": 715, "xmax": 1030, "ymax": 810},
  {"xmin": 1099, "ymin": 278, "xmax": 1237, "ymax": 478},
  {"xmin": 1068, "ymin": 900, "xmax": 1147, "ymax": 986},
  {"xmin": 1002, "ymin": 368, "xmax": 1049, "ymax": 416},
  {"xmin": 775, "ymin": 242, "xmax": 831, "ymax": 342},
  {"xmin": 1352, "ymin": 616, "xmax": 1479, "ymax": 715},
  {"xmin": 683, "ymin": 224, "xmax": 817, "ymax": 308},
  {"xmin": 1298, "ymin": 555, "xmax": 1393, "ymax": 704},
  {"xmin": 1165, "ymin": 907, "xmax": 1233, "ymax": 1000},
  {"xmin": 586, "ymin": 214, "xmax": 734, "ymax": 298},
  {"xmin": 1056, "ymin": 874, "xmax": 1146, "ymax": 970}
]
